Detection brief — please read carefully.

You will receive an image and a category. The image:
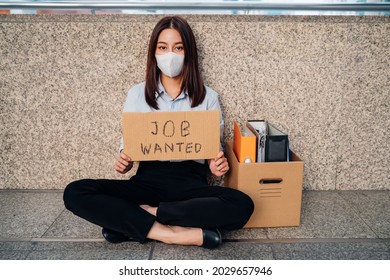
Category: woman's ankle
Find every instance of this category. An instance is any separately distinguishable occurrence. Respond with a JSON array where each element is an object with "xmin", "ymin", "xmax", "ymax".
[
  {"xmin": 169, "ymin": 226, "xmax": 203, "ymax": 246},
  {"xmin": 147, "ymin": 222, "xmax": 202, "ymax": 246},
  {"xmin": 140, "ymin": 204, "xmax": 157, "ymax": 216}
]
